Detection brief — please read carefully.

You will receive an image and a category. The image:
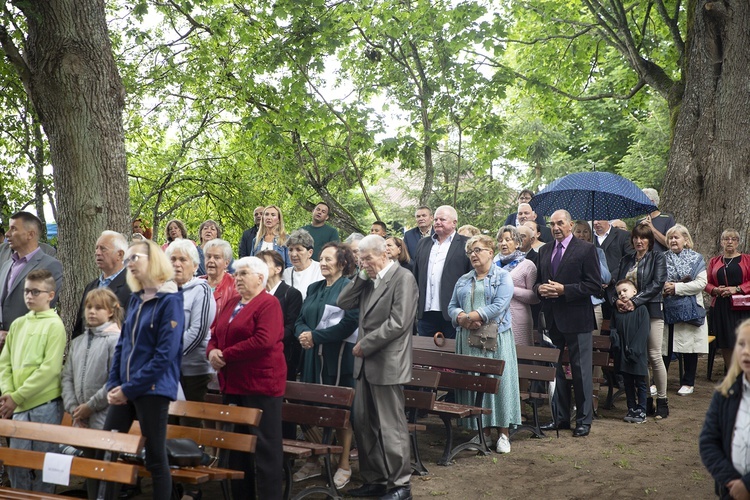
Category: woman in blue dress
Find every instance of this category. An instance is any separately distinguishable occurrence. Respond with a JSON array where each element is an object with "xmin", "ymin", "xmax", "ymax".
[{"xmin": 449, "ymin": 234, "xmax": 521, "ymax": 454}]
